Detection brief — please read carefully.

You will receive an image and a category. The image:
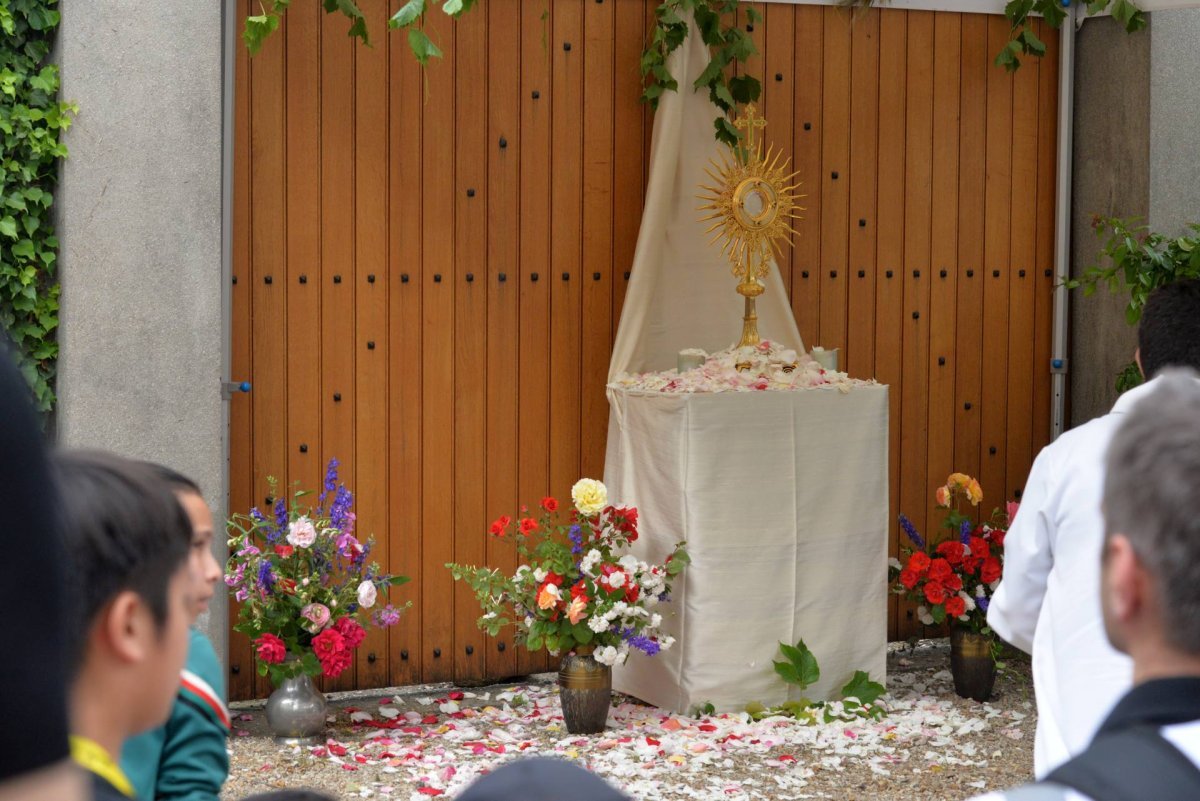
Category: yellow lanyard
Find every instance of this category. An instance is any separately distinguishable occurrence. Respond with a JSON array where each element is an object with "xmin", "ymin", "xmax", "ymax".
[{"xmin": 70, "ymin": 735, "xmax": 135, "ymax": 798}]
